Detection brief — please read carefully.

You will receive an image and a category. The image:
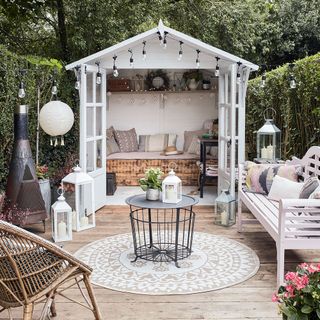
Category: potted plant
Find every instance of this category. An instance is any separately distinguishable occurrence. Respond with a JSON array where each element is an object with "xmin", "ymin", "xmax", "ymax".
[
  {"xmin": 37, "ymin": 165, "xmax": 51, "ymax": 214},
  {"xmin": 183, "ymin": 70, "xmax": 203, "ymax": 90},
  {"xmin": 272, "ymin": 263, "xmax": 320, "ymax": 319},
  {"xmin": 139, "ymin": 167, "xmax": 163, "ymax": 200}
]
